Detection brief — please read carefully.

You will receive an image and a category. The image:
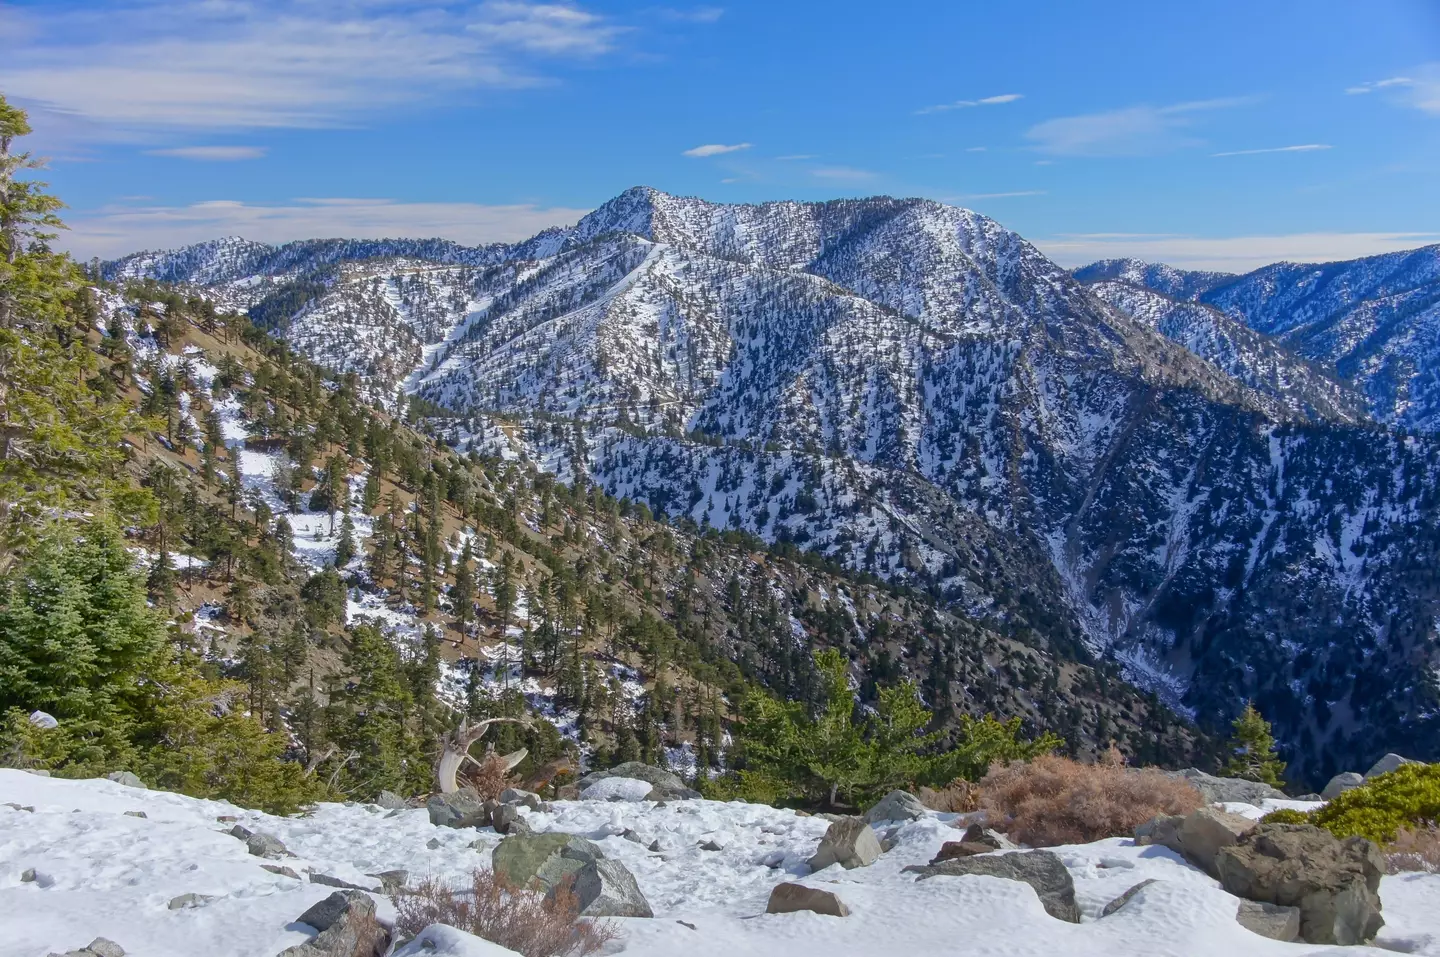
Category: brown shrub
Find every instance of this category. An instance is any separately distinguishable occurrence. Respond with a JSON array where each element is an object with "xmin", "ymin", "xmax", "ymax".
[
  {"xmin": 1386, "ymin": 826, "xmax": 1440, "ymax": 874},
  {"xmin": 395, "ymin": 869, "xmax": 617, "ymax": 957},
  {"xmin": 978, "ymin": 754, "xmax": 1205, "ymax": 847},
  {"xmin": 465, "ymin": 753, "xmax": 514, "ymax": 802},
  {"xmin": 919, "ymin": 780, "xmax": 980, "ymax": 813}
]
